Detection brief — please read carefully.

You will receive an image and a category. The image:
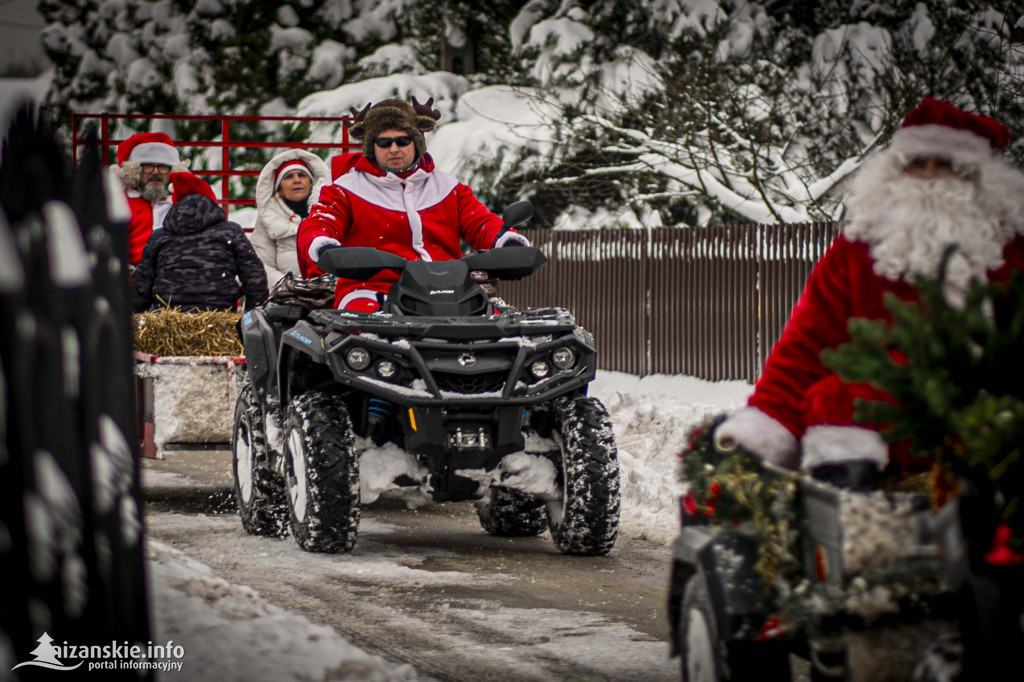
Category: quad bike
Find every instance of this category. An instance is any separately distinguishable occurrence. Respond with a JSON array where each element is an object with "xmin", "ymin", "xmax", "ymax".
[
  {"xmin": 666, "ymin": 428, "xmax": 961, "ymax": 682},
  {"xmin": 231, "ymin": 201, "xmax": 620, "ymax": 556}
]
